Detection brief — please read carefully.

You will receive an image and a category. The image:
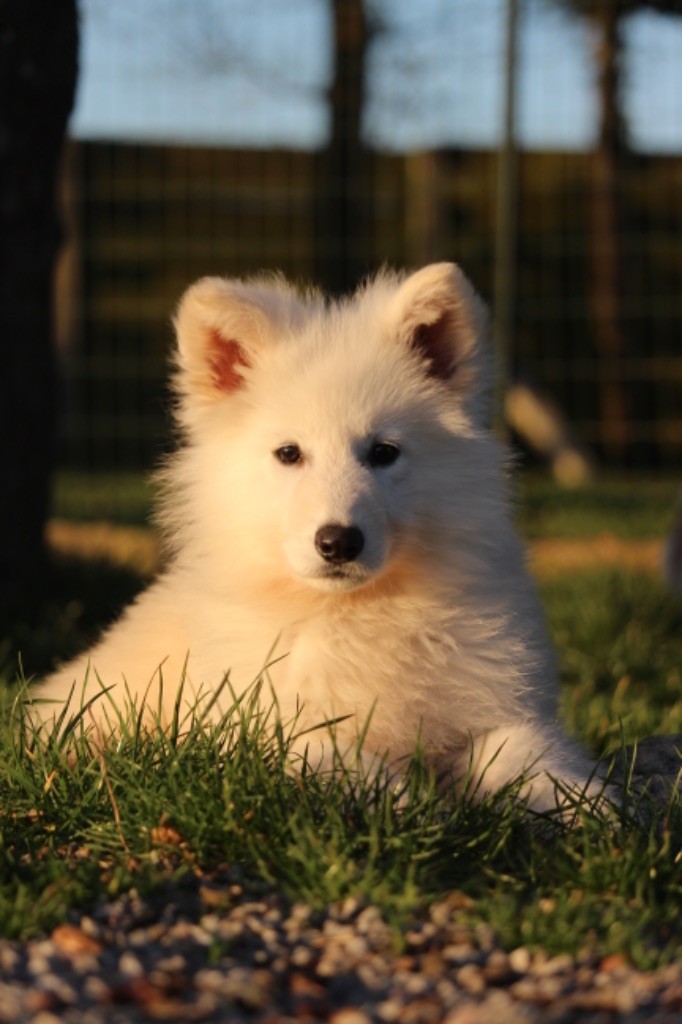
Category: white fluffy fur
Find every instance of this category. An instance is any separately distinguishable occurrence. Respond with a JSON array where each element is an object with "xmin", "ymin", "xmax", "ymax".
[{"xmin": 36, "ymin": 263, "xmax": 593, "ymax": 811}]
